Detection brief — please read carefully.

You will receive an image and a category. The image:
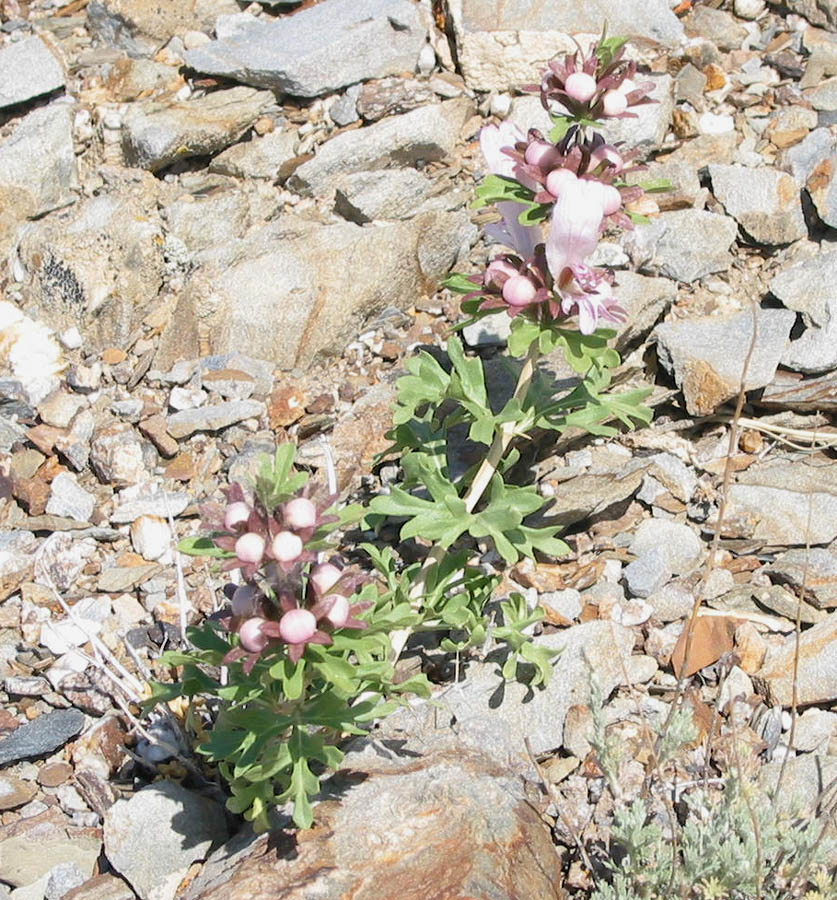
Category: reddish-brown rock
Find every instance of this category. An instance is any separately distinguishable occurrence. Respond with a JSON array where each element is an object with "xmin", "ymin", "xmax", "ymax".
[{"xmin": 185, "ymin": 751, "xmax": 564, "ymax": 900}]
